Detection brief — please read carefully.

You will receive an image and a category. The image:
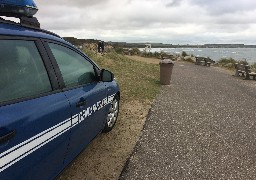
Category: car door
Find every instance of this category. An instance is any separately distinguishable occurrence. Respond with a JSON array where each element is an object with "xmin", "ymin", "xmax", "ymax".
[
  {"xmin": 45, "ymin": 42, "xmax": 108, "ymax": 163},
  {"xmin": 0, "ymin": 38, "xmax": 71, "ymax": 180}
]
